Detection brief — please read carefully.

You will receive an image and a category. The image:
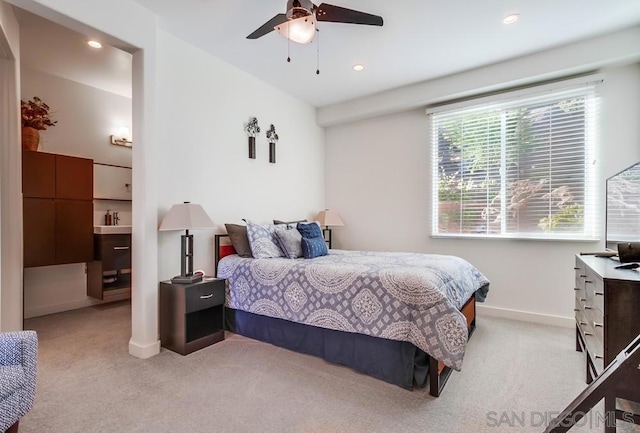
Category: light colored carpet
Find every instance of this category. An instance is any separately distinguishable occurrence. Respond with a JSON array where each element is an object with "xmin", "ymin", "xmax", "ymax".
[{"xmin": 20, "ymin": 301, "xmax": 638, "ymax": 433}]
